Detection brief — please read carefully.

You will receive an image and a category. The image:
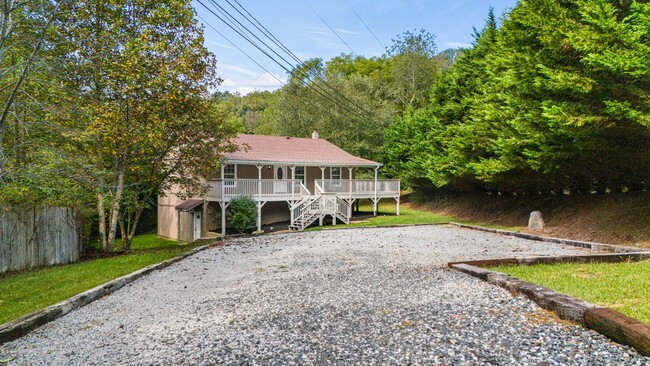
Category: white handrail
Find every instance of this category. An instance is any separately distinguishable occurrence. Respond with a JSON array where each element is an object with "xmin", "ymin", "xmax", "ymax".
[{"xmin": 316, "ymin": 179, "xmax": 400, "ymax": 194}]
